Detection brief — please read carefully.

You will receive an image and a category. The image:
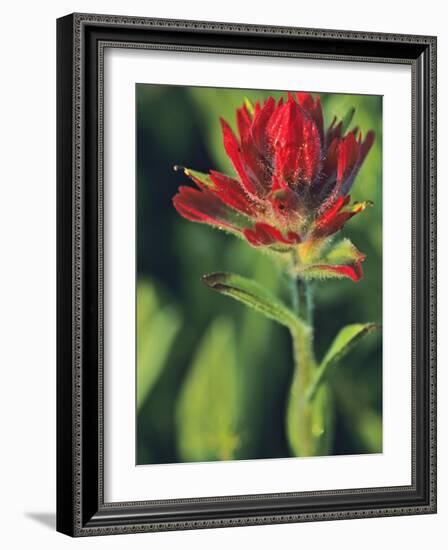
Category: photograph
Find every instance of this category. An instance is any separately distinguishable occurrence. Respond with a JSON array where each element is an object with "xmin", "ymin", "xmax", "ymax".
[{"xmin": 136, "ymin": 84, "xmax": 383, "ymax": 465}]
